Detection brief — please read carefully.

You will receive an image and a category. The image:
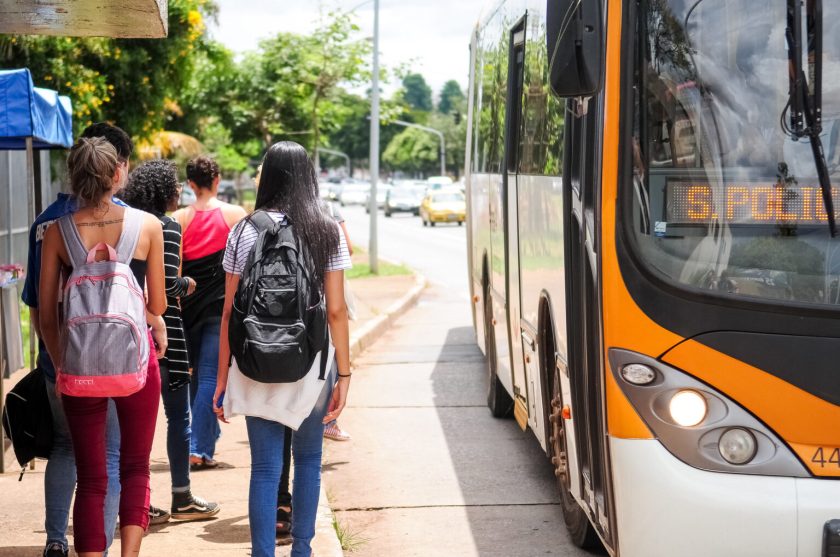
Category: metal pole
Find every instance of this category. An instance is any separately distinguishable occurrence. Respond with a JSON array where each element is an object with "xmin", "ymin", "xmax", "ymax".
[
  {"xmin": 316, "ymin": 147, "xmax": 352, "ymax": 177},
  {"xmin": 391, "ymin": 120, "xmax": 446, "ymax": 178},
  {"xmin": 25, "ymin": 138, "xmax": 36, "ymax": 372},
  {"xmin": 440, "ymin": 136, "xmax": 446, "ymax": 177},
  {"xmin": 368, "ymin": 0, "xmax": 380, "ymax": 274}
]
